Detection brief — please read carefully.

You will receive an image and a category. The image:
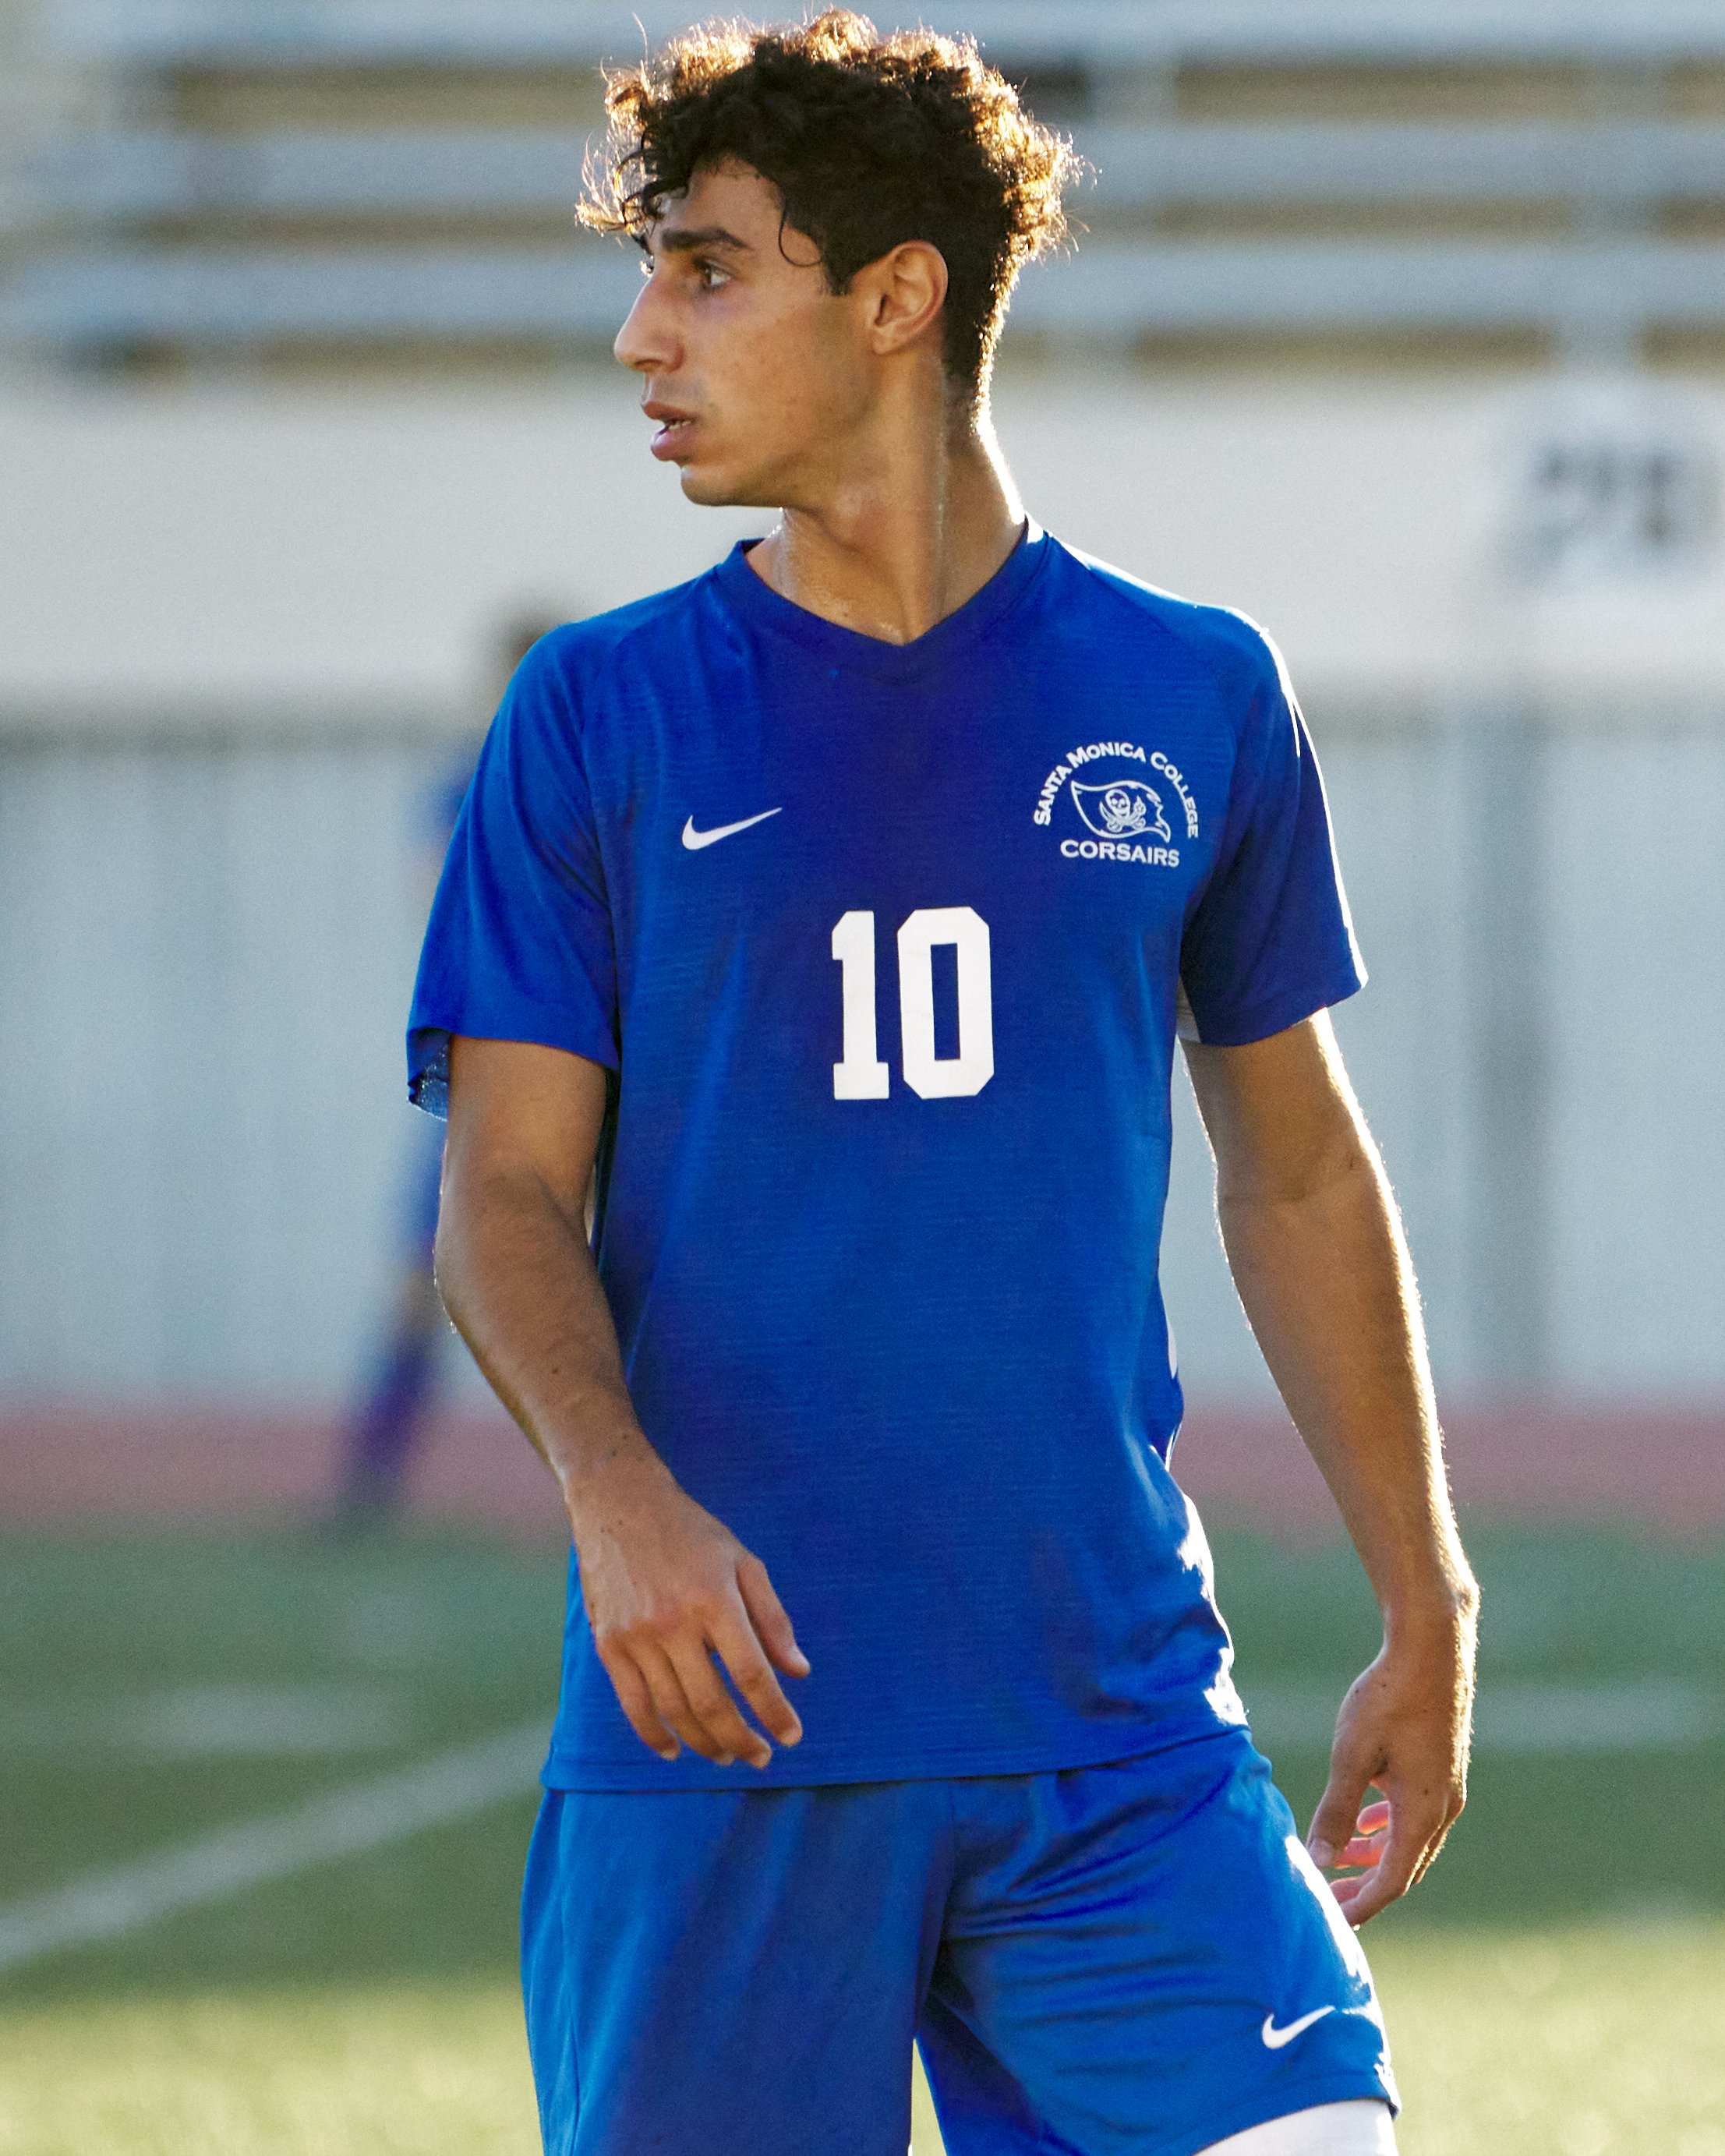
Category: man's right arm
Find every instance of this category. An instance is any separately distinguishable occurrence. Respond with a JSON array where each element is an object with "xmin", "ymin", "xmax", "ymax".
[{"xmin": 435, "ymin": 1033, "xmax": 809, "ymax": 1769}]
